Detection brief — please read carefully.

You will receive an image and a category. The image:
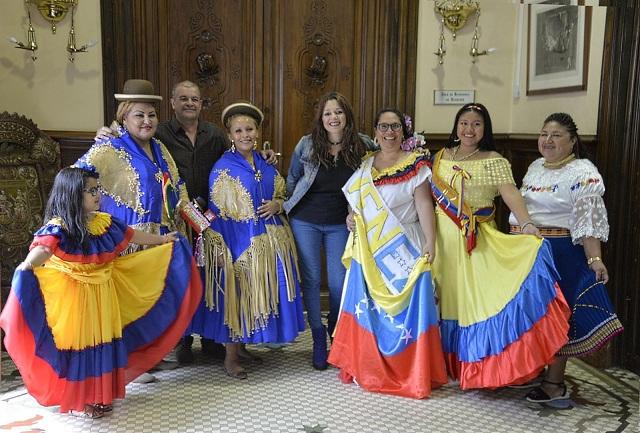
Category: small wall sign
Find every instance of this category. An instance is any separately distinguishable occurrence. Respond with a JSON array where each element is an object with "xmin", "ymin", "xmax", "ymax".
[{"xmin": 433, "ymin": 90, "xmax": 475, "ymax": 105}]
